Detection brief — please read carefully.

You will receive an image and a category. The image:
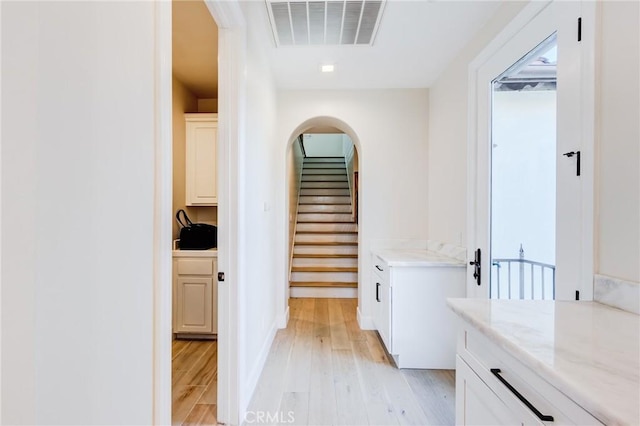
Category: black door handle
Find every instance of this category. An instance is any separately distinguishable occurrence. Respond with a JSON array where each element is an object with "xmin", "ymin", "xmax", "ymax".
[
  {"xmin": 376, "ymin": 283, "xmax": 380, "ymax": 302},
  {"xmin": 470, "ymin": 248, "xmax": 481, "ymax": 286},
  {"xmin": 491, "ymin": 369, "xmax": 554, "ymax": 422},
  {"xmin": 563, "ymin": 151, "xmax": 581, "ymax": 176},
  {"xmin": 375, "ymin": 265, "xmax": 383, "ymax": 271}
]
